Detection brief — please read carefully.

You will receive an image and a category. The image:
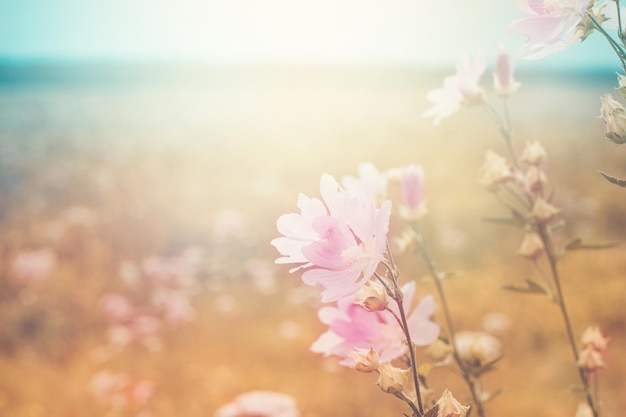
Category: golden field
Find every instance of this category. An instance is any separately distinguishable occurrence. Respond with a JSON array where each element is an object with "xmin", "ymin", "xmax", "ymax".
[{"xmin": 0, "ymin": 65, "xmax": 624, "ymax": 417}]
